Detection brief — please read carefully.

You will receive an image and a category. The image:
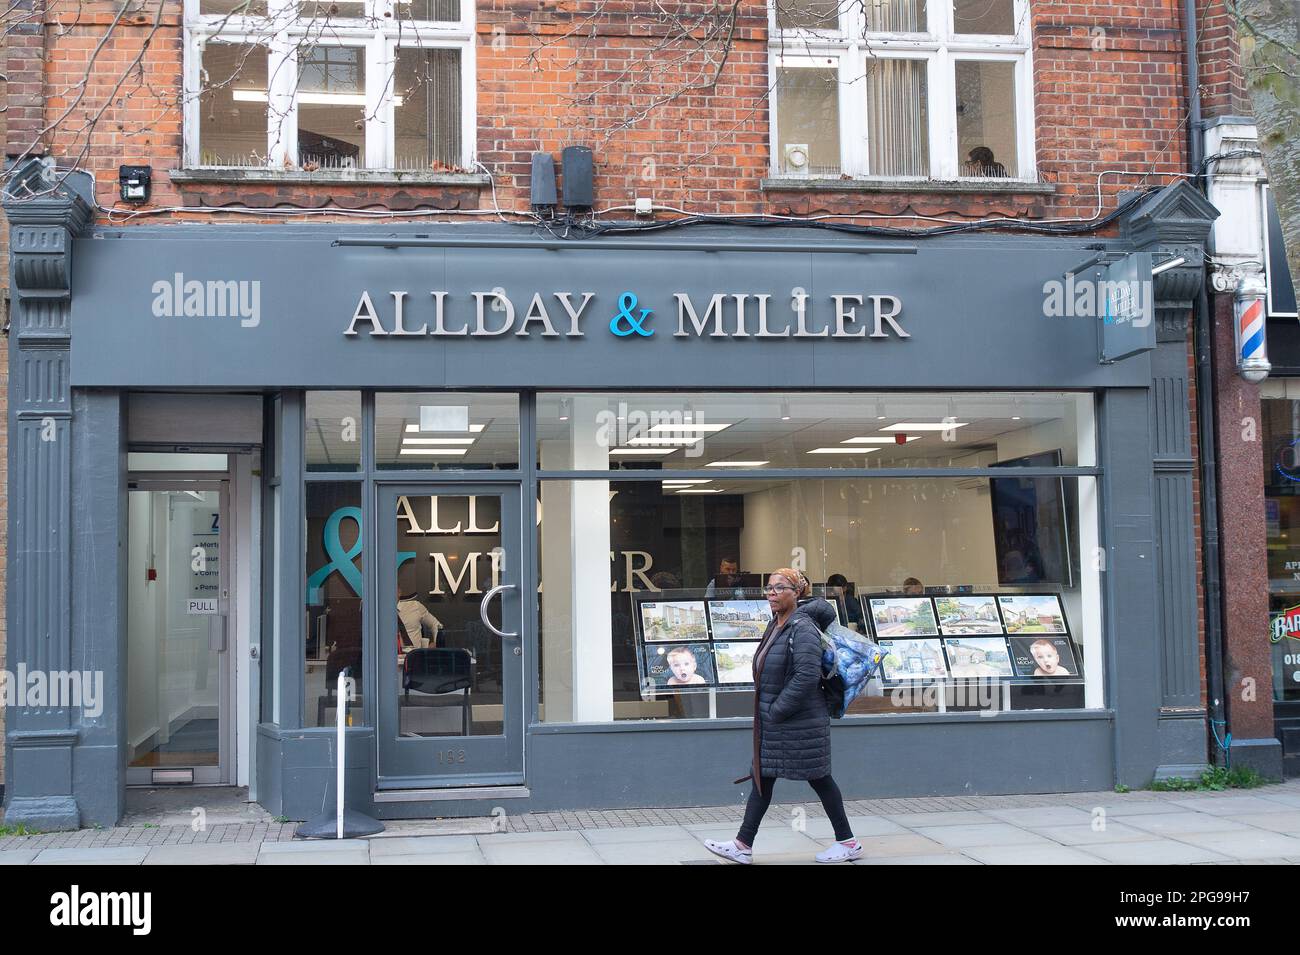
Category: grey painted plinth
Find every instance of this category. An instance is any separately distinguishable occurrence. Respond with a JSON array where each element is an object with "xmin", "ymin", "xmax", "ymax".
[
  {"xmin": 2, "ymin": 796, "xmax": 79, "ymax": 831},
  {"xmin": 1155, "ymin": 711, "xmax": 1209, "ymax": 781}
]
